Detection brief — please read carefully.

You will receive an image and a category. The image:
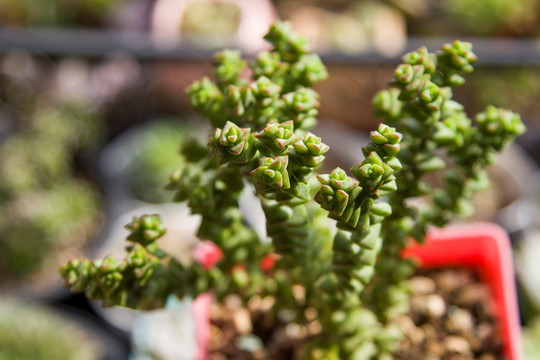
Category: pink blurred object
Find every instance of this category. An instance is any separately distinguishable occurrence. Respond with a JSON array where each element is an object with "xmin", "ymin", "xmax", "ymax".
[
  {"xmin": 150, "ymin": 0, "xmax": 277, "ymax": 53},
  {"xmin": 192, "ymin": 241, "xmax": 223, "ymax": 270},
  {"xmin": 403, "ymin": 223, "xmax": 522, "ymax": 360},
  {"xmin": 193, "ymin": 293, "xmax": 212, "ymax": 360}
]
